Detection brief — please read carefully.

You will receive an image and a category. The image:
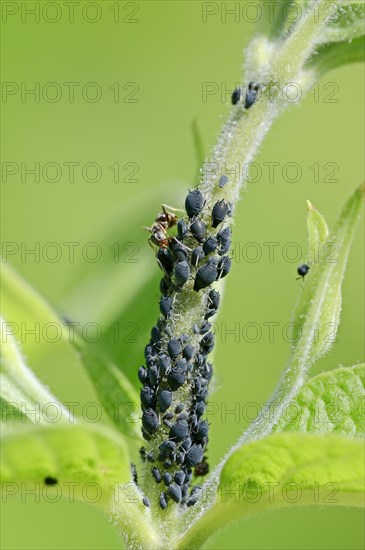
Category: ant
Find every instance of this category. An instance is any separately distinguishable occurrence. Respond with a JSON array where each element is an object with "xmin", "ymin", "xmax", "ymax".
[{"xmin": 144, "ymin": 204, "xmax": 182, "ymax": 250}]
